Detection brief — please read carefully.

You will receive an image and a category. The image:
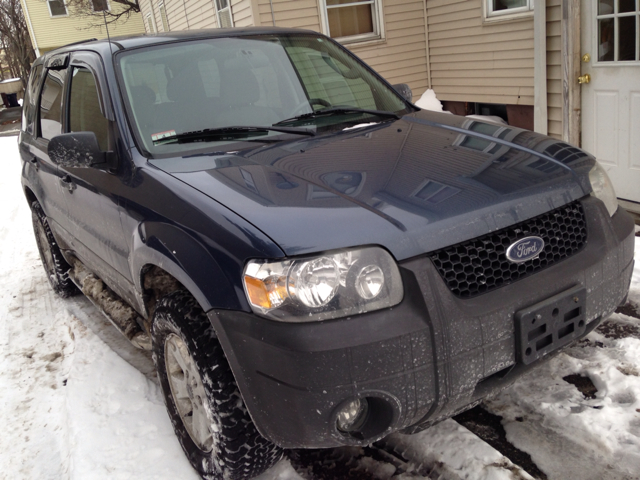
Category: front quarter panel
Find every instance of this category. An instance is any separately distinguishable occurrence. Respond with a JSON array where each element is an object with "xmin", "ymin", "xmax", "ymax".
[{"xmin": 121, "ymin": 156, "xmax": 284, "ymax": 314}]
